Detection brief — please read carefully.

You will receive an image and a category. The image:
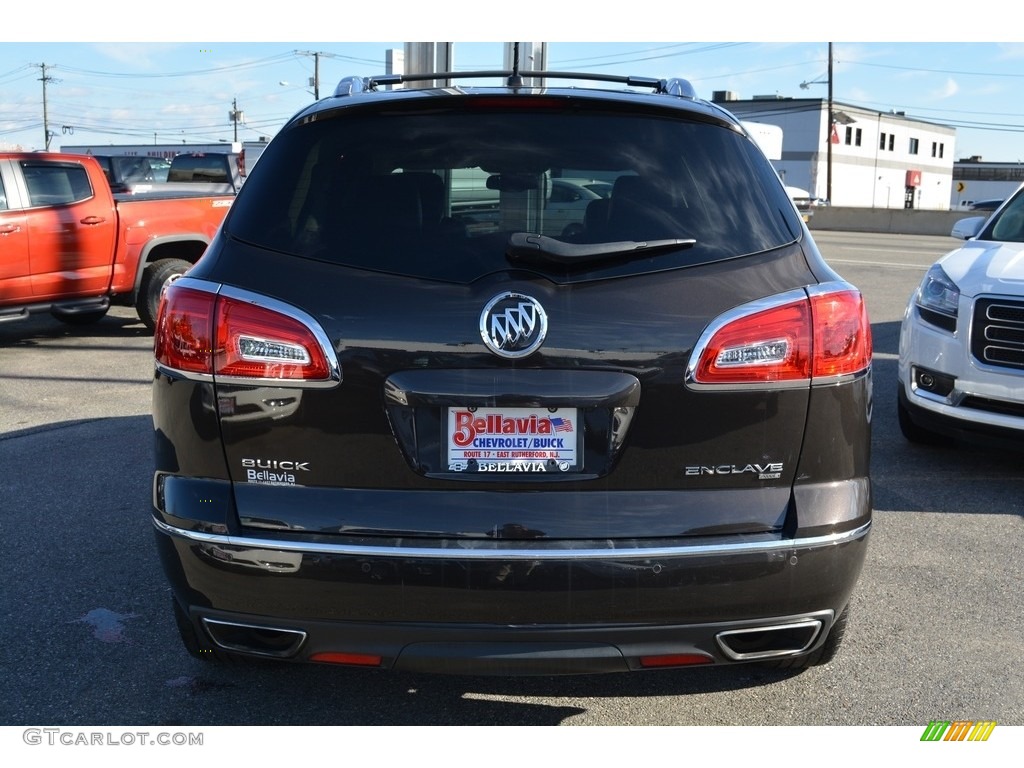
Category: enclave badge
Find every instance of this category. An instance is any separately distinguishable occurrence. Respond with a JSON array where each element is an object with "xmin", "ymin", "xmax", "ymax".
[{"xmin": 480, "ymin": 292, "xmax": 548, "ymax": 359}]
